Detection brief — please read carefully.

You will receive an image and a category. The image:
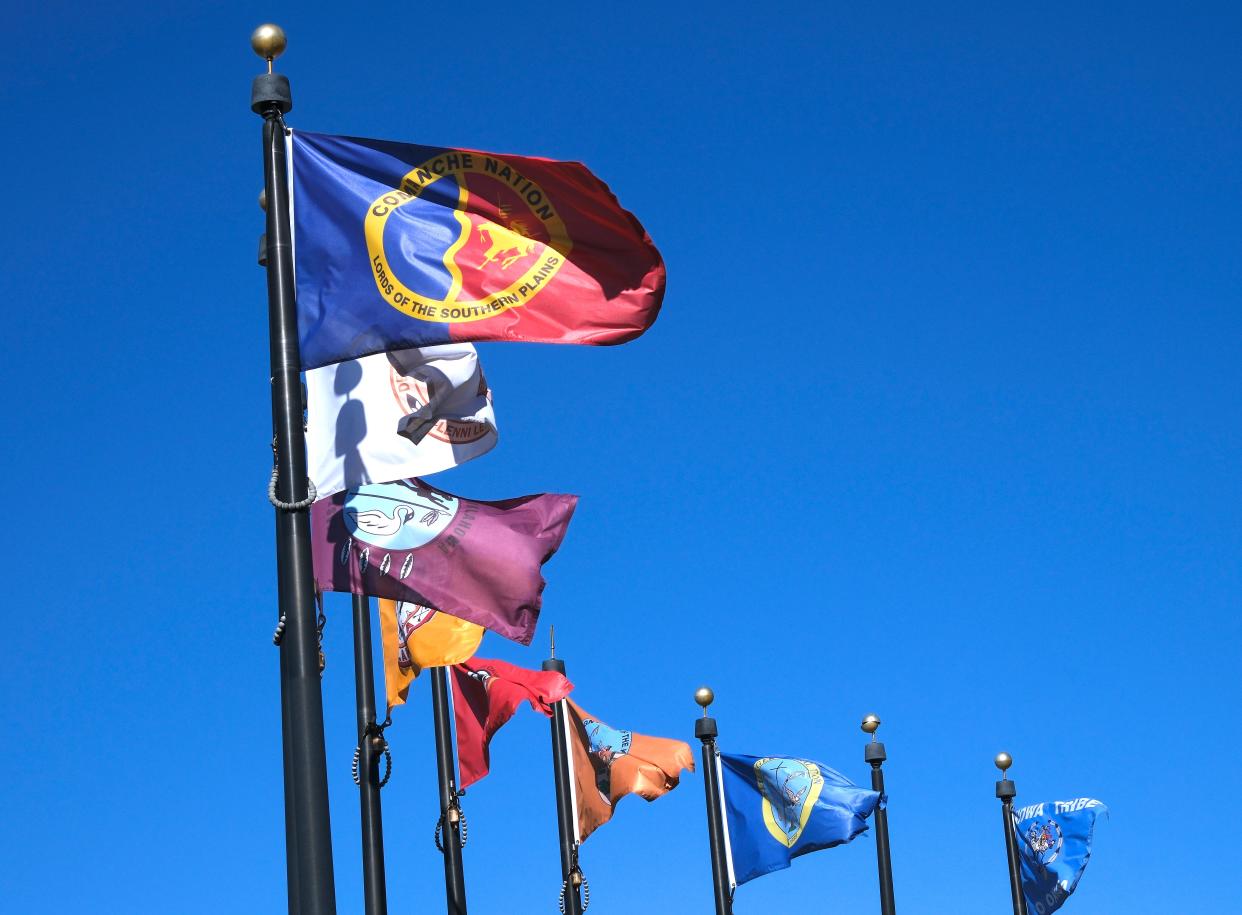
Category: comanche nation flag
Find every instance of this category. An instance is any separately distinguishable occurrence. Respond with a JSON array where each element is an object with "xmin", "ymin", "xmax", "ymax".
[
  {"xmin": 311, "ymin": 478, "xmax": 577, "ymax": 645},
  {"xmin": 291, "ymin": 131, "xmax": 665, "ymax": 369}
]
